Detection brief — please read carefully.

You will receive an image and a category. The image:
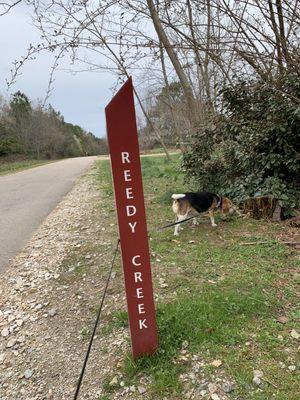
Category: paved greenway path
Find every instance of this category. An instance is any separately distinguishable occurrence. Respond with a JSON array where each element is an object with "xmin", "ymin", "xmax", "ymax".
[{"xmin": 0, "ymin": 156, "xmax": 98, "ymax": 271}]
